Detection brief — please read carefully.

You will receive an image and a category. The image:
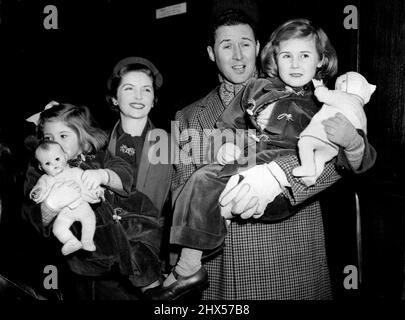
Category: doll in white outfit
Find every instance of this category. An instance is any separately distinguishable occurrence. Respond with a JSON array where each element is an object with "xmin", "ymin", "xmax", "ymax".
[
  {"xmin": 30, "ymin": 141, "xmax": 104, "ymax": 255},
  {"xmin": 293, "ymin": 71, "xmax": 376, "ymax": 185}
]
